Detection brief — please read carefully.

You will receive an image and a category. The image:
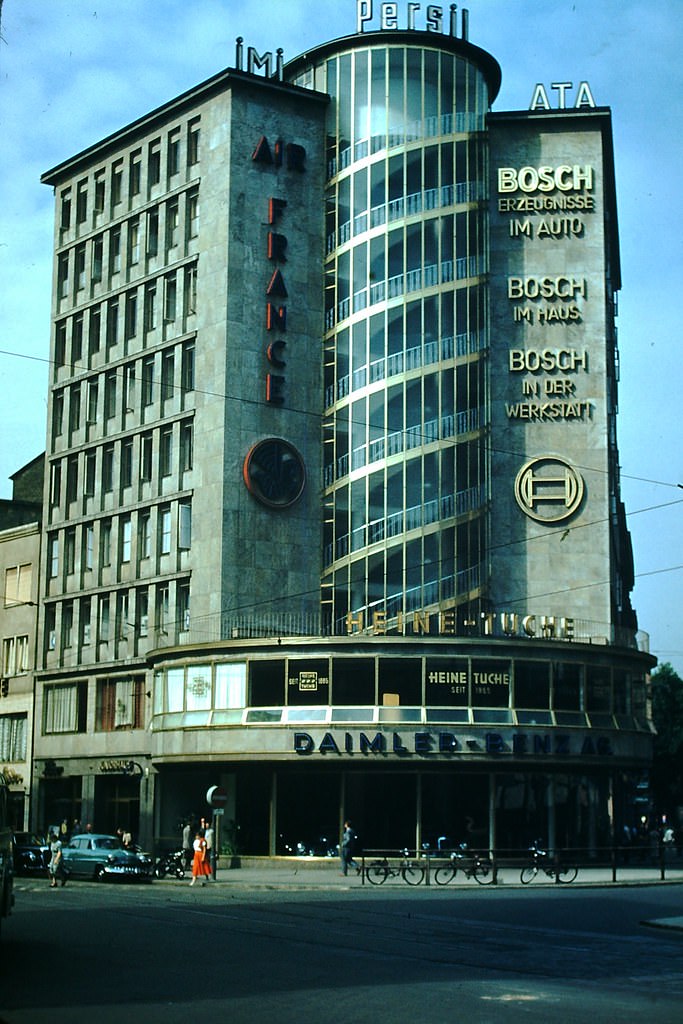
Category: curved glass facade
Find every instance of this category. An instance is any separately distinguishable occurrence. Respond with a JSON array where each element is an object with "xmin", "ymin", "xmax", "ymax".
[{"xmin": 292, "ymin": 41, "xmax": 492, "ymax": 632}]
